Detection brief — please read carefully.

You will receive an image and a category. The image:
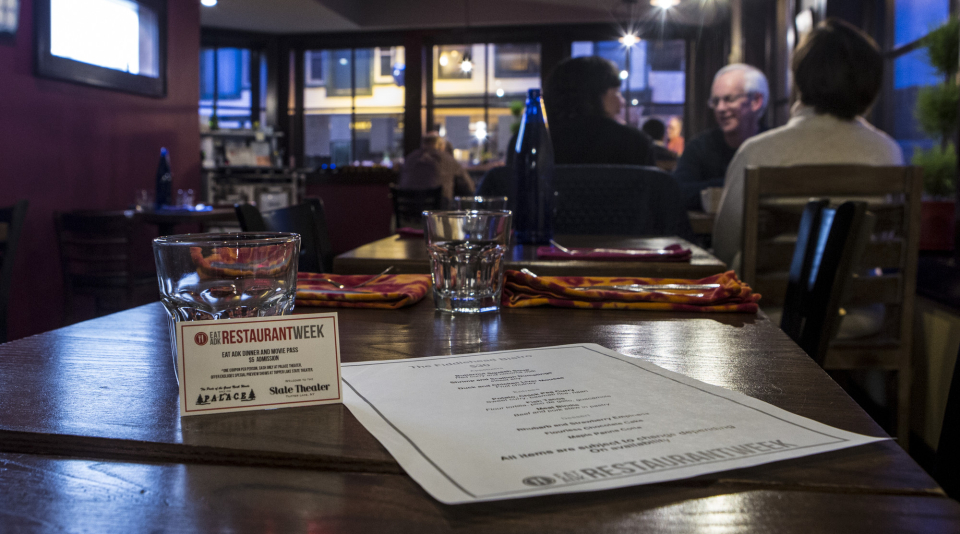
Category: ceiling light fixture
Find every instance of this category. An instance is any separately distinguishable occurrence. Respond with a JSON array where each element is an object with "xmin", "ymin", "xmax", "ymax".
[
  {"xmin": 619, "ymin": 33, "xmax": 640, "ymax": 47},
  {"xmin": 460, "ymin": 56, "xmax": 473, "ymax": 74},
  {"xmin": 650, "ymin": 0, "xmax": 680, "ymax": 8},
  {"xmin": 201, "ymin": 0, "xmax": 217, "ymax": 7}
]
